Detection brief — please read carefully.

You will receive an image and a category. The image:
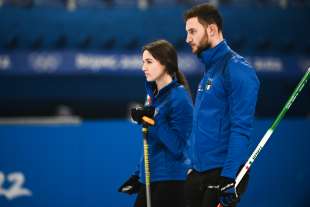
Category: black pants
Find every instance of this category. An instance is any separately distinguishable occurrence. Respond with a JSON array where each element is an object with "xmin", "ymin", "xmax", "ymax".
[
  {"xmin": 185, "ymin": 168, "xmax": 249, "ymax": 207},
  {"xmin": 134, "ymin": 180, "xmax": 186, "ymax": 207}
]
